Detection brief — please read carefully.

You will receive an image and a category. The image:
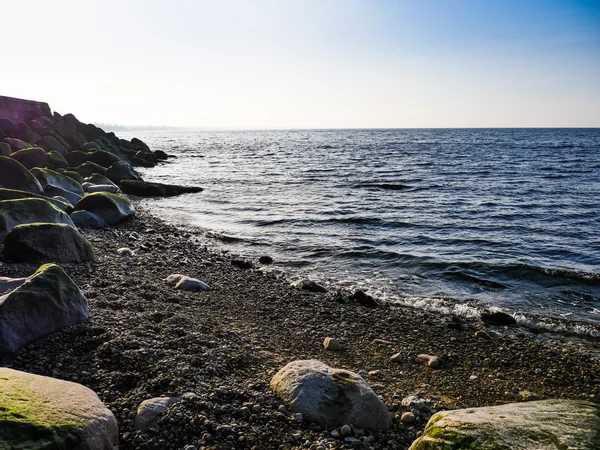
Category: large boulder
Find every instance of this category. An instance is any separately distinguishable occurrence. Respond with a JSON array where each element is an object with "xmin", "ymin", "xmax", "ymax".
[
  {"xmin": 62, "ymin": 170, "xmax": 86, "ymax": 184},
  {"xmin": 0, "ymin": 141, "xmax": 12, "ymax": 156},
  {"xmin": 4, "ymin": 223, "xmax": 95, "ymax": 263},
  {"xmin": 74, "ymin": 192, "xmax": 134, "ymax": 225},
  {"xmin": 131, "ymin": 137, "xmax": 150, "ymax": 152},
  {"xmin": 3, "ymin": 137, "xmax": 32, "ymax": 152},
  {"xmin": 120, "ymin": 180, "xmax": 204, "ymax": 197},
  {"xmin": 0, "ymin": 156, "xmax": 43, "ymax": 194},
  {"xmin": 0, "ymin": 188, "xmax": 72, "ymax": 212},
  {"xmin": 87, "ymin": 173, "xmax": 117, "ymax": 188},
  {"xmin": 16, "ymin": 121, "xmax": 40, "ymax": 144},
  {"xmin": 10, "ymin": 147, "xmax": 48, "ymax": 170},
  {"xmin": 0, "ymin": 198, "xmax": 75, "ymax": 239},
  {"xmin": 0, "ymin": 264, "xmax": 88, "ymax": 353},
  {"xmin": 0, "ymin": 117, "xmax": 18, "ymax": 137},
  {"xmin": 70, "ymin": 210, "xmax": 107, "ymax": 229},
  {"xmin": 76, "ymin": 161, "xmax": 107, "ymax": 178},
  {"xmin": 65, "ymin": 150, "xmax": 89, "ymax": 167},
  {"xmin": 409, "ymin": 400, "xmax": 600, "ymax": 450},
  {"xmin": 105, "ymin": 160, "xmax": 142, "ymax": 184},
  {"xmin": 0, "ymin": 368, "xmax": 118, "ymax": 449},
  {"xmin": 47, "ymin": 150, "xmax": 69, "ymax": 169},
  {"xmin": 31, "ymin": 167, "xmax": 85, "ymax": 197},
  {"xmin": 45, "ymin": 185, "xmax": 82, "ymax": 207},
  {"xmin": 271, "ymin": 360, "xmax": 392, "ymax": 430},
  {"xmin": 87, "ymin": 149, "xmax": 121, "ymax": 168},
  {"xmin": 37, "ymin": 135, "xmax": 68, "ymax": 155}
]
